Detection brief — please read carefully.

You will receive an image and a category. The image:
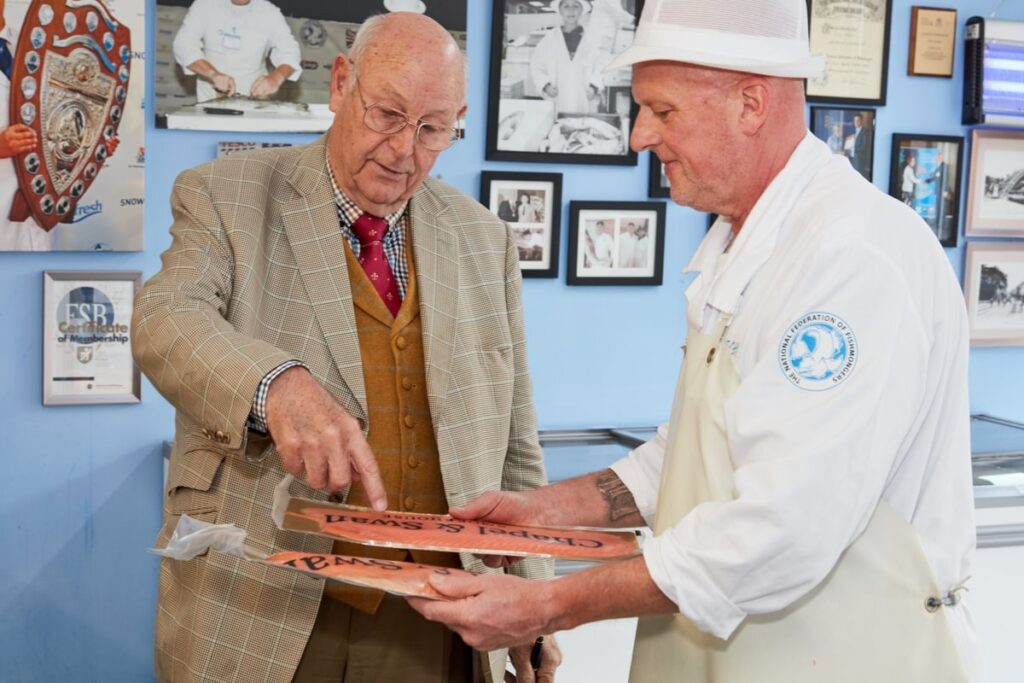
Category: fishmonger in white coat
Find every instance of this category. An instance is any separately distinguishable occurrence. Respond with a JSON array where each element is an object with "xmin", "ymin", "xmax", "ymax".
[
  {"xmin": 530, "ymin": 0, "xmax": 603, "ymax": 115},
  {"xmin": 172, "ymin": 0, "xmax": 302, "ymax": 103},
  {"xmin": 409, "ymin": 1, "xmax": 980, "ymax": 681}
]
